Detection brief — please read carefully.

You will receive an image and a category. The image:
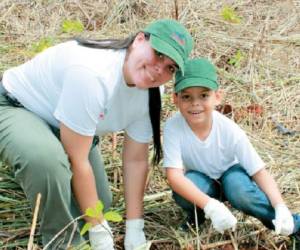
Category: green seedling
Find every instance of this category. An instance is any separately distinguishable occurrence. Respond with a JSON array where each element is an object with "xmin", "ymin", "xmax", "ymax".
[
  {"xmin": 61, "ymin": 20, "xmax": 84, "ymax": 34},
  {"xmin": 80, "ymin": 200, "xmax": 123, "ymax": 236},
  {"xmin": 31, "ymin": 37, "xmax": 54, "ymax": 53},
  {"xmin": 228, "ymin": 50, "xmax": 245, "ymax": 67},
  {"xmin": 221, "ymin": 6, "xmax": 241, "ymax": 24}
]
